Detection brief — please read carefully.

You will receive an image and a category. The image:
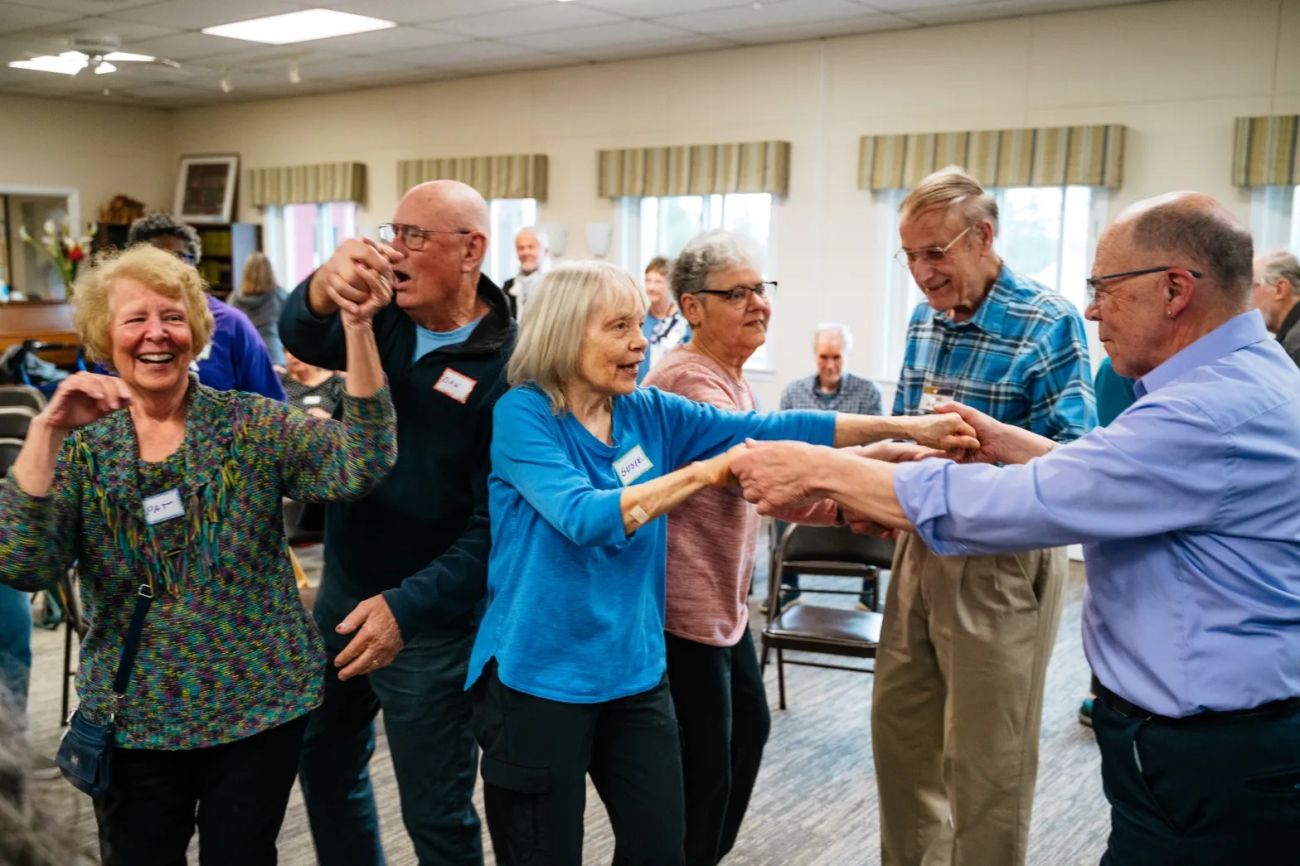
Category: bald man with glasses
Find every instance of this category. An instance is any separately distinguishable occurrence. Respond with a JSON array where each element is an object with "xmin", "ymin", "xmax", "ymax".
[
  {"xmin": 870, "ymin": 166, "xmax": 1095, "ymax": 866},
  {"xmin": 281, "ymin": 180, "xmax": 516, "ymax": 866}
]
